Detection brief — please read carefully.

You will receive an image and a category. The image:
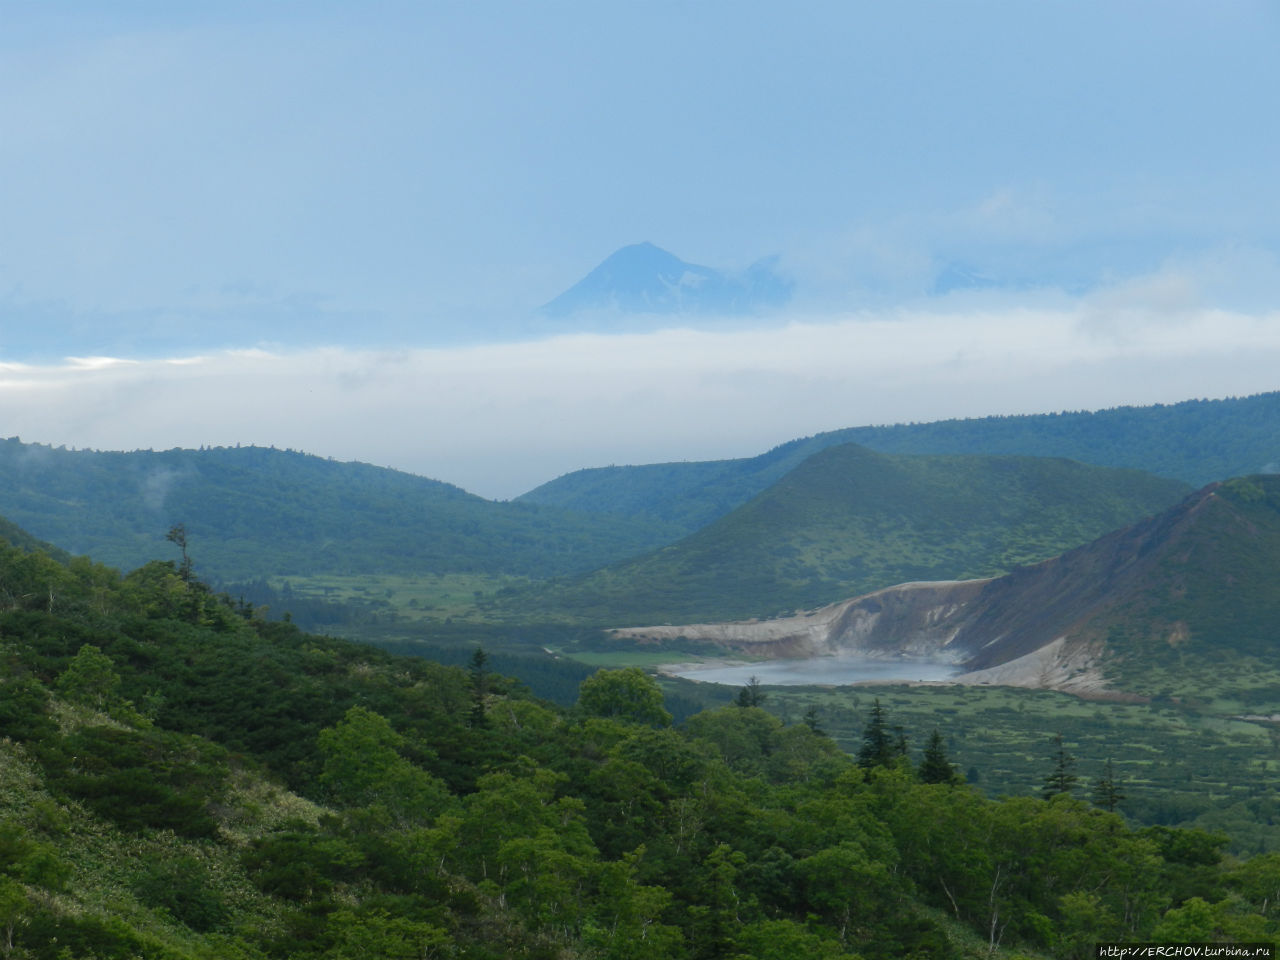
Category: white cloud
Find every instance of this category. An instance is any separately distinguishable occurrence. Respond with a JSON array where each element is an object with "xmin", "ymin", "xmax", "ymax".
[{"xmin": 2, "ymin": 305, "xmax": 1277, "ymax": 499}]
